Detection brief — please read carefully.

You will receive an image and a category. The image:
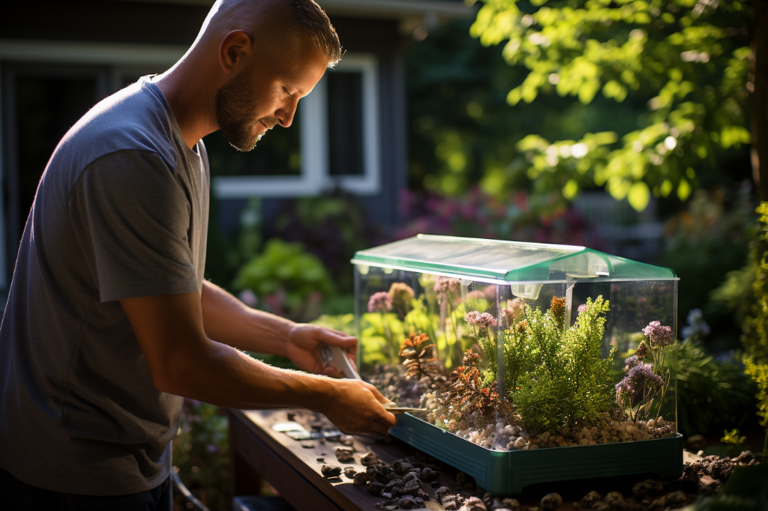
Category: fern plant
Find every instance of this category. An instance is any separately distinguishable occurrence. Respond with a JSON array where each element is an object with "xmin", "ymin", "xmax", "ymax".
[{"xmin": 497, "ymin": 296, "xmax": 616, "ymax": 432}]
